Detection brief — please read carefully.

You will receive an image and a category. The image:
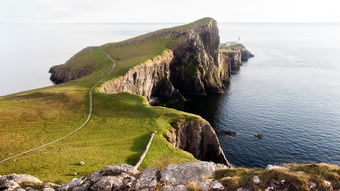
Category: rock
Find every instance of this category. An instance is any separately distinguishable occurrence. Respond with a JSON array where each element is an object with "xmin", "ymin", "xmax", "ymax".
[
  {"xmin": 100, "ymin": 50, "xmax": 184, "ymax": 102},
  {"xmin": 79, "ymin": 161, "xmax": 85, "ymax": 166},
  {"xmin": 236, "ymin": 187, "xmax": 251, "ymax": 191},
  {"xmin": 135, "ymin": 167, "xmax": 158, "ymax": 190},
  {"xmin": 87, "ymin": 170, "xmax": 102, "ymax": 183},
  {"xmin": 44, "ymin": 182, "xmax": 59, "ymax": 188},
  {"xmin": 91, "ymin": 176, "xmax": 122, "ymax": 191},
  {"xmin": 296, "ymin": 171, "xmax": 305, "ymax": 174},
  {"xmin": 1, "ymin": 180, "xmax": 20, "ymax": 189},
  {"xmin": 309, "ymin": 181, "xmax": 317, "ymax": 188},
  {"xmin": 162, "ymin": 185, "xmax": 187, "ymax": 191},
  {"xmin": 264, "ymin": 187, "xmax": 274, "ymax": 191},
  {"xmin": 49, "ymin": 47, "xmax": 95, "ymax": 84},
  {"xmin": 265, "ymin": 165, "xmax": 289, "ymax": 171},
  {"xmin": 166, "ymin": 119, "xmax": 231, "ymax": 166},
  {"xmin": 0, "ymin": 174, "xmax": 43, "ymax": 189},
  {"xmin": 25, "ymin": 187, "xmax": 38, "ymax": 191},
  {"xmin": 90, "ymin": 172, "xmax": 135, "ymax": 191},
  {"xmin": 252, "ymin": 175, "xmax": 260, "ymax": 184},
  {"xmin": 4, "ymin": 188, "xmax": 26, "ymax": 191},
  {"xmin": 324, "ymin": 180, "xmax": 332, "ymax": 186},
  {"xmin": 160, "ymin": 161, "xmax": 217, "ymax": 185},
  {"xmin": 197, "ymin": 179, "xmax": 224, "ymax": 191},
  {"xmin": 58, "ymin": 177, "xmax": 88, "ymax": 191},
  {"xmin": 254, "ymin": 134, "xmax": 264, "ymax": 139},
  {"xmin": 100, "ymin": 164, "xmax": 140, "ymax": 176},
  {"xmin": 41, "ymin": 187, "xmax": 55, "ymax": 191},
  {"xmin": 217, "ymin": 130, "xmax": 237, "ymax": 136}
]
